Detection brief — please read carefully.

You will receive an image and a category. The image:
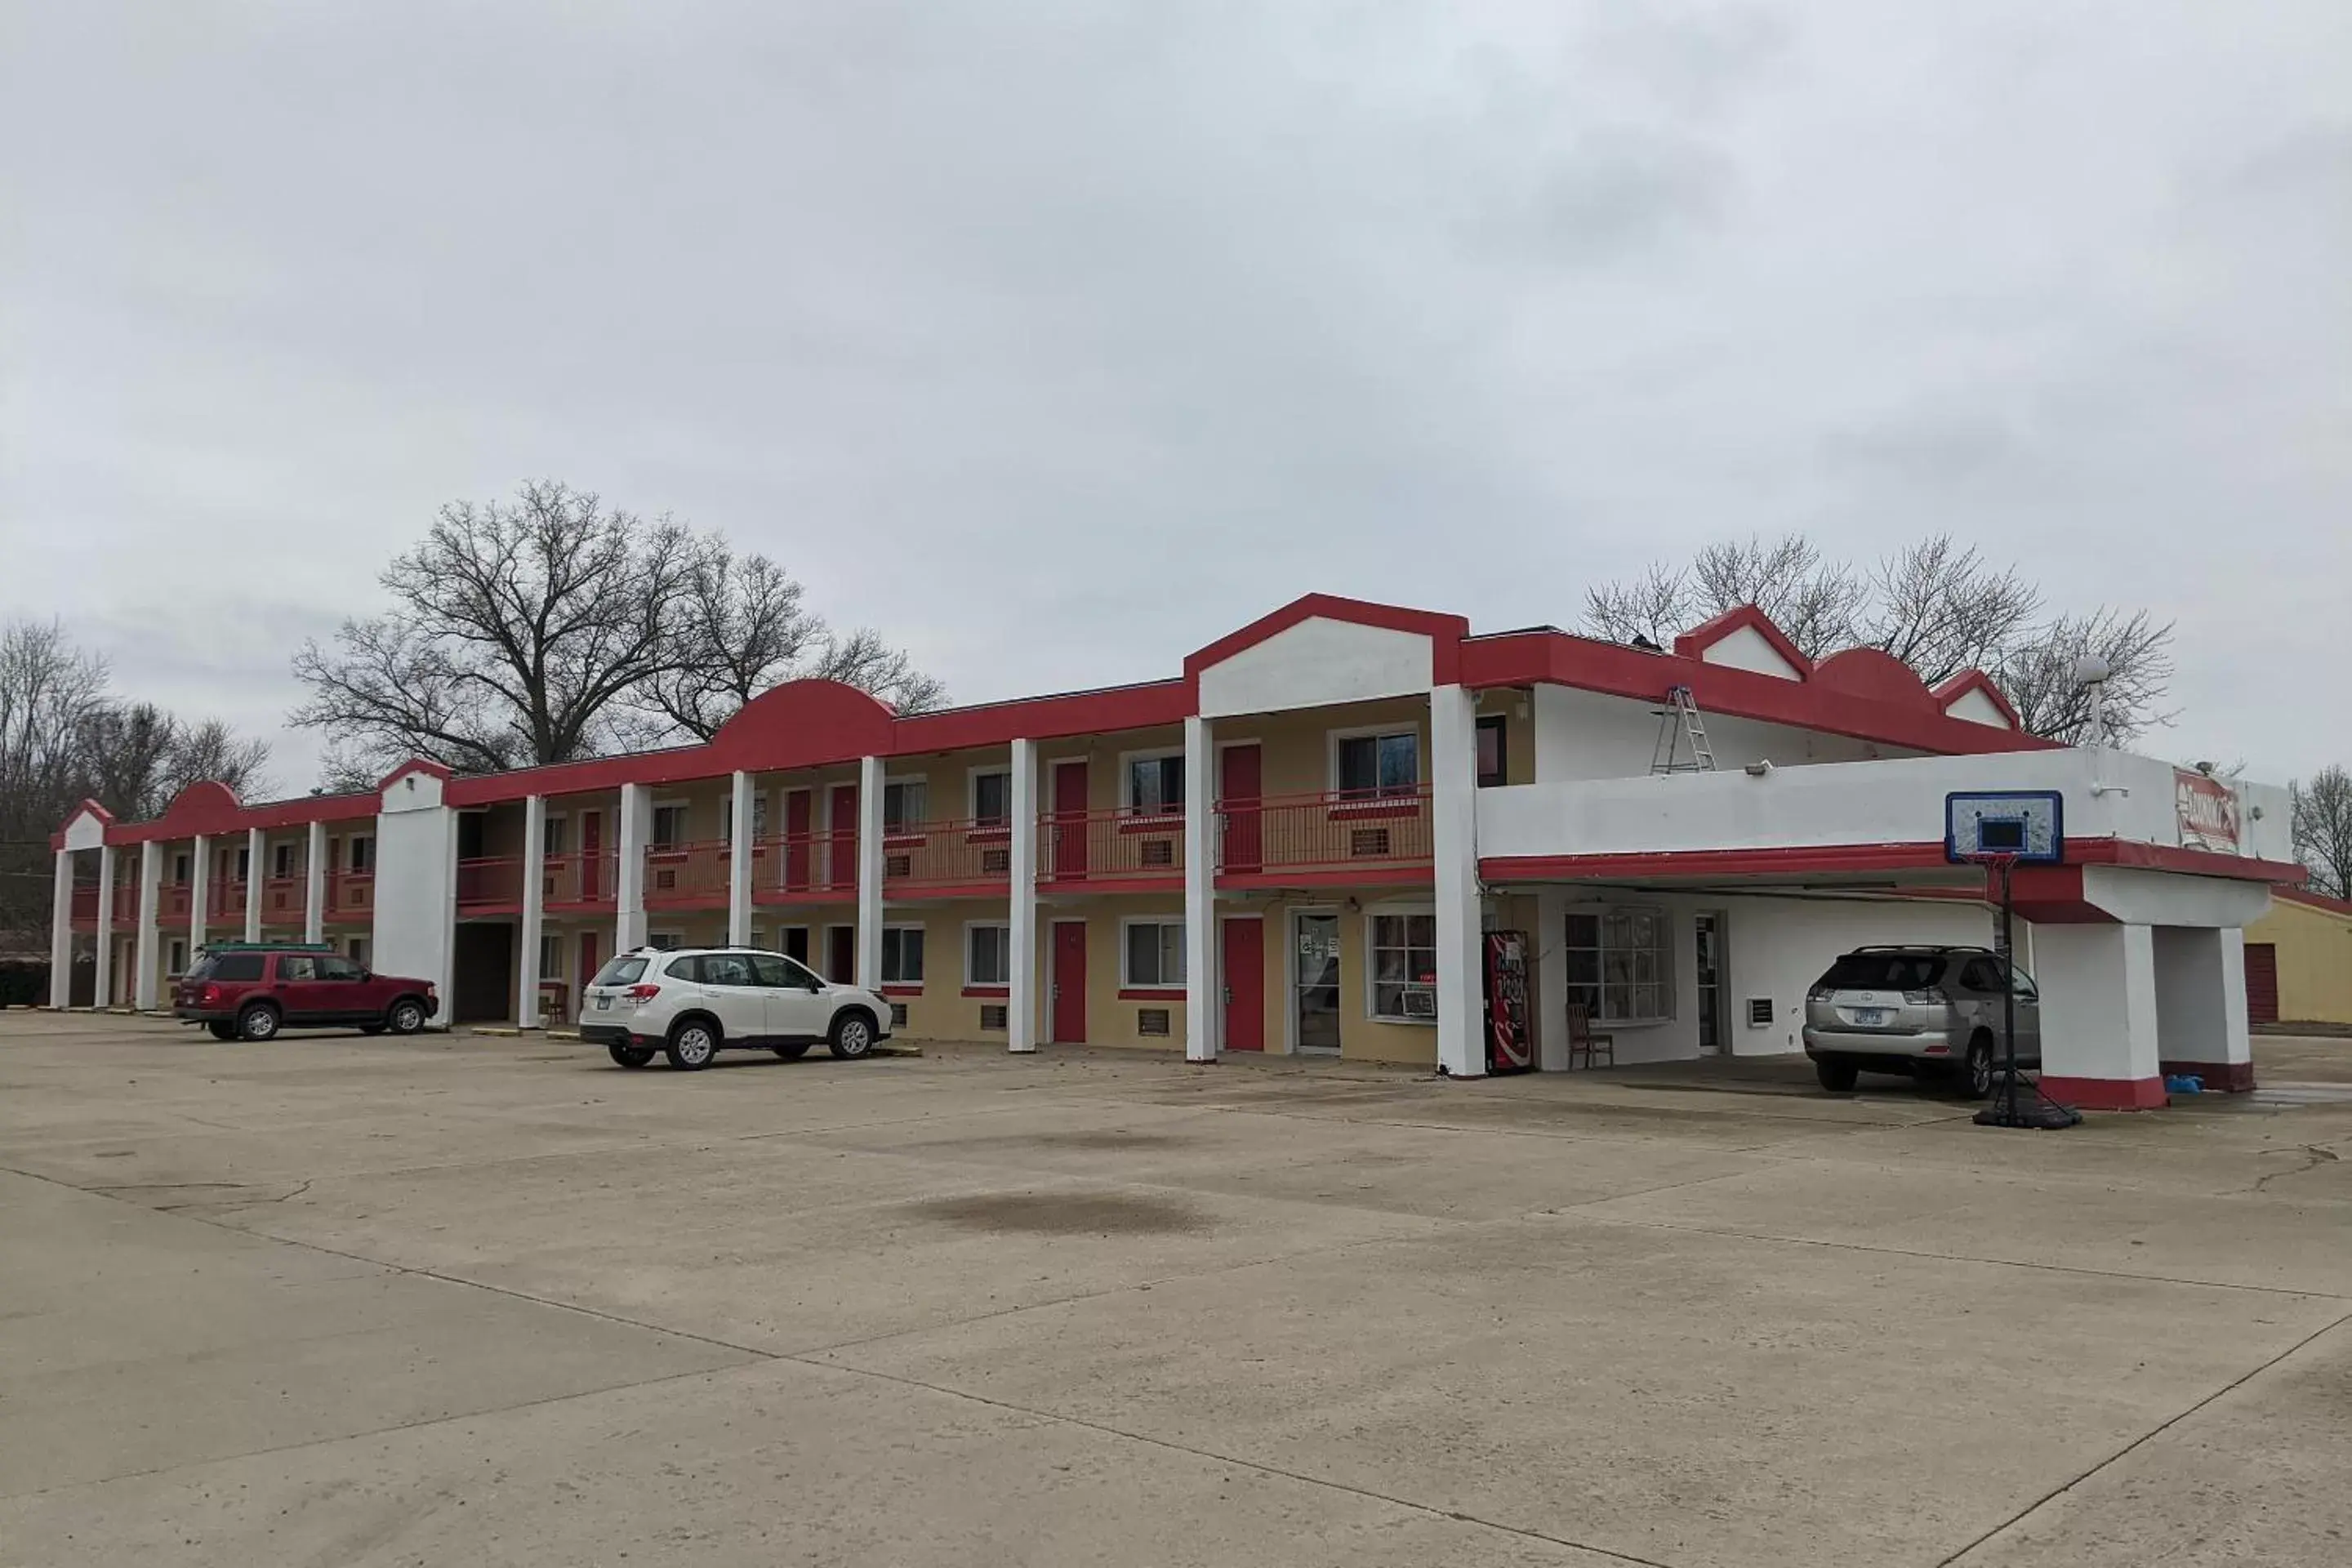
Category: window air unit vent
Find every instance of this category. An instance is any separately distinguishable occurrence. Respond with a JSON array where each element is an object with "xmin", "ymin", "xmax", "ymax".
[
  {"xmin": 655, "ymin": 869, "xmax": 677, "ymax": 891},
  {"xmin": 885, "ymin": 853, "xmax": 912, "ymax": 878},
  {"xmin": 1138, "ymin": 838, "xmax": 1174, "ymax": 868},
  {"xmin": 980, "ymin": 1003, "xmax": 1009, "ymax": 1031},
  {"xmin": 1349, "ymin": 827, "xmax": 1392, "ymax": 858},
  {"xmin": 981, "ymin": 848, "xmax": 1011, "ymax": 875},
  {"xmin": 1746, "ymin": 997, "xmax": 1775, "ymax": 1027},
  {"xmin": 889, "ymin": 1003, "xmax": 909, "ymax": 1029},
  {"xmin": 1138, "ymin": 1008, "xmax": 1171, "ymax": 1037}
]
